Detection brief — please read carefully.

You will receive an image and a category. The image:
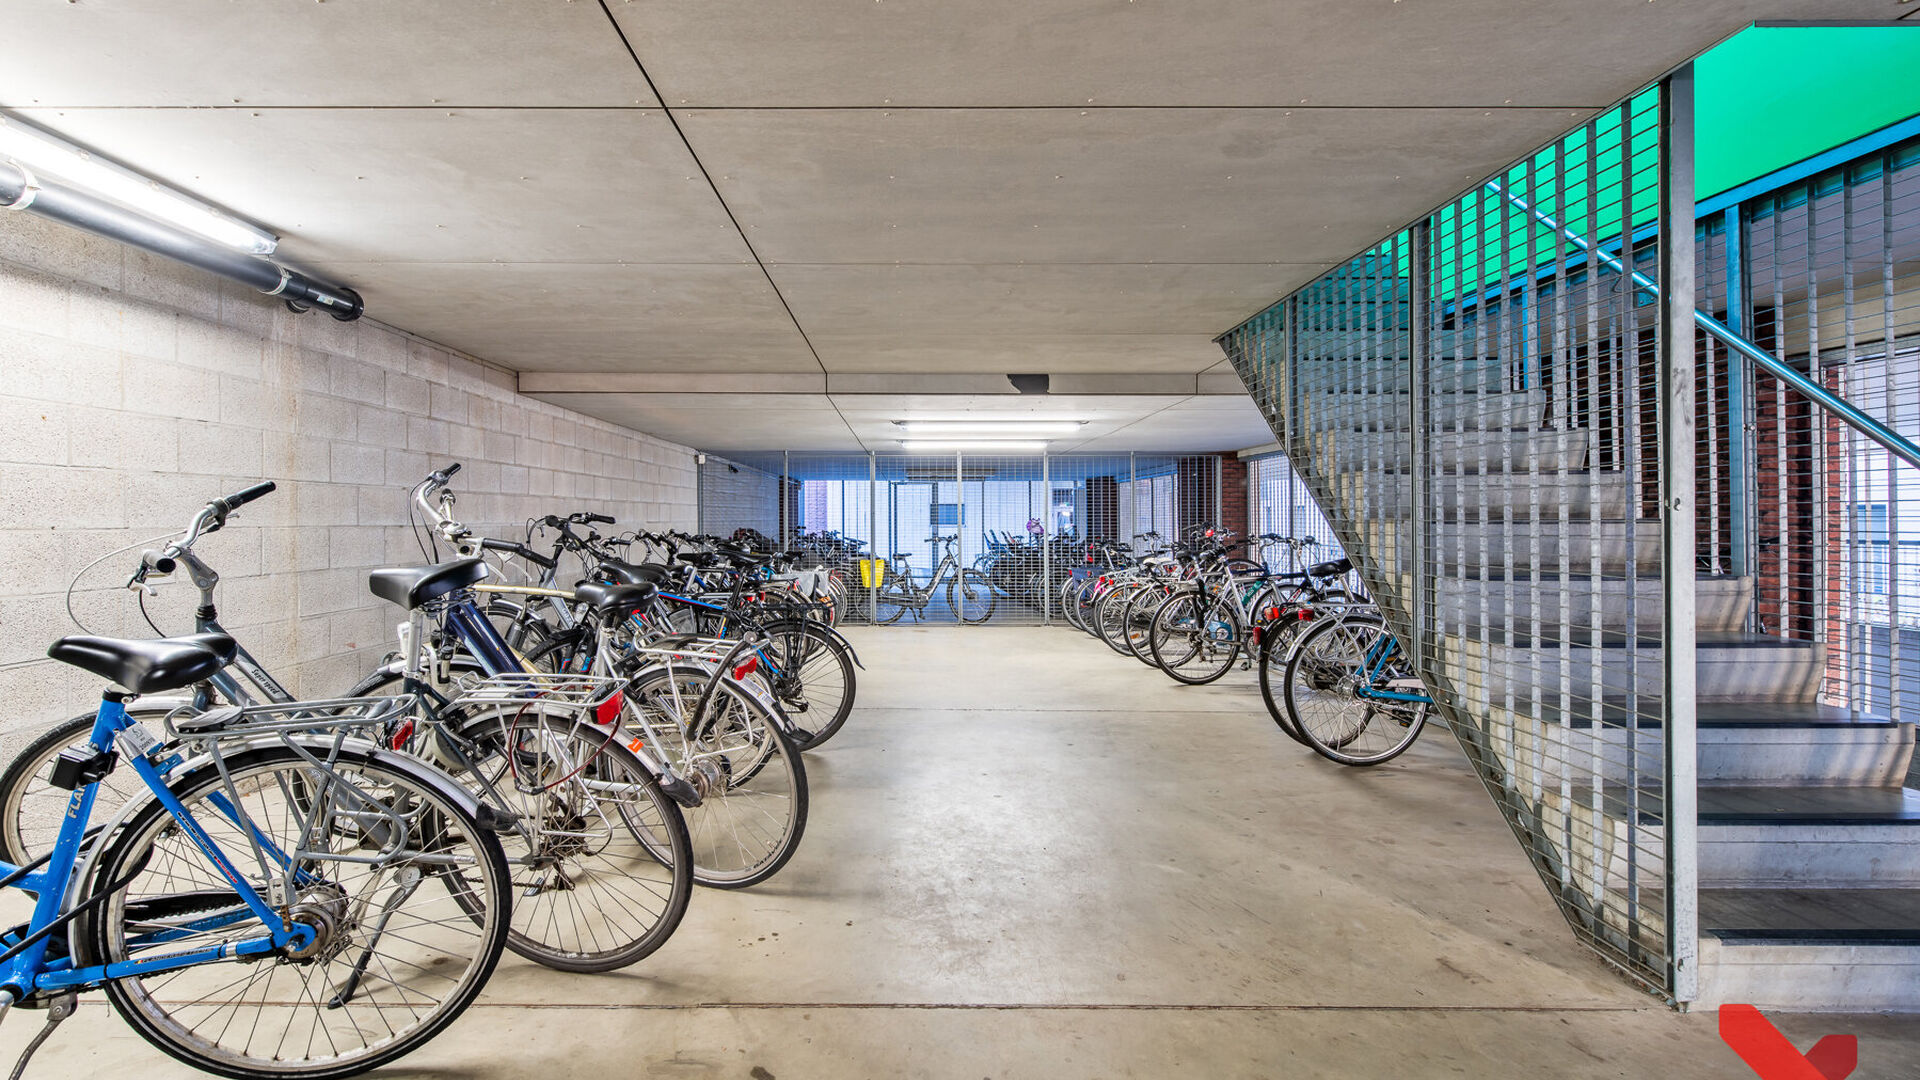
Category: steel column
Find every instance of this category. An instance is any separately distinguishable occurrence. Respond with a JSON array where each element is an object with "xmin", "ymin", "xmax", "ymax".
[
  {"xmin": 1042, "ymin": 452, "xmax": 1053, "ymax": 625},
  {"xmin": 1659, "ymin": 67, "xmax": 1701, "ymax": 1006},
  {"xmin": 1408, "ymin": 221, "xmax": 1431, "ymax": 672},
  {"xmin": 1724, "ymin": 207, "xmax": 1755, "ymax": 582},
  {"xmin": 868, "ymin": 451, "xmax": 878, "ymax": 622}
]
